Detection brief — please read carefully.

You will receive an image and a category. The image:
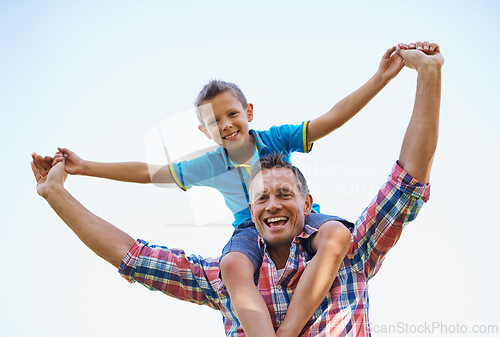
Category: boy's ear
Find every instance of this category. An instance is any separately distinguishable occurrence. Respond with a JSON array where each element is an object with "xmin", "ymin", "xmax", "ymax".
[
  {"xmin": 198, "ymin": 125, "xmax": 212, "ymax": 139},
  {"xmin": 303, "ymin": 194, "xmax": 313, "ymax": 216},
  {"xmin": 246, "ymin": 103, "xmax": 254, "ymax": 122}
]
